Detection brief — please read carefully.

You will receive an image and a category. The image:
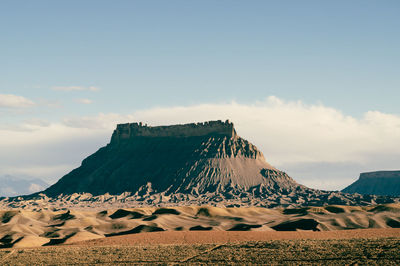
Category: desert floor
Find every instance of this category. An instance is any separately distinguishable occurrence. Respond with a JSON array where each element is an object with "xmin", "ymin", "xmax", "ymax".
[
  {"xmin": 1, "ymin": 204, "xmax": 400, "ymax": 264},
  {"xmin": 0, "ymin": 229, "xmax": 399, "ymax": 265},
  {"xmin": 2, "ymin": 204, "xmax": 400, "ymax": 248}
]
